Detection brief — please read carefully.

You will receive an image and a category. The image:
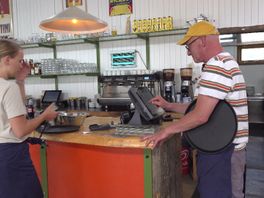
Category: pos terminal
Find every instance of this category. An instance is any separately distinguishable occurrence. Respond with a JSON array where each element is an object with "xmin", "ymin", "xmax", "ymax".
[{"xmin": 128, "ymin": 87, "xmax": 165, "ymax": 125}]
